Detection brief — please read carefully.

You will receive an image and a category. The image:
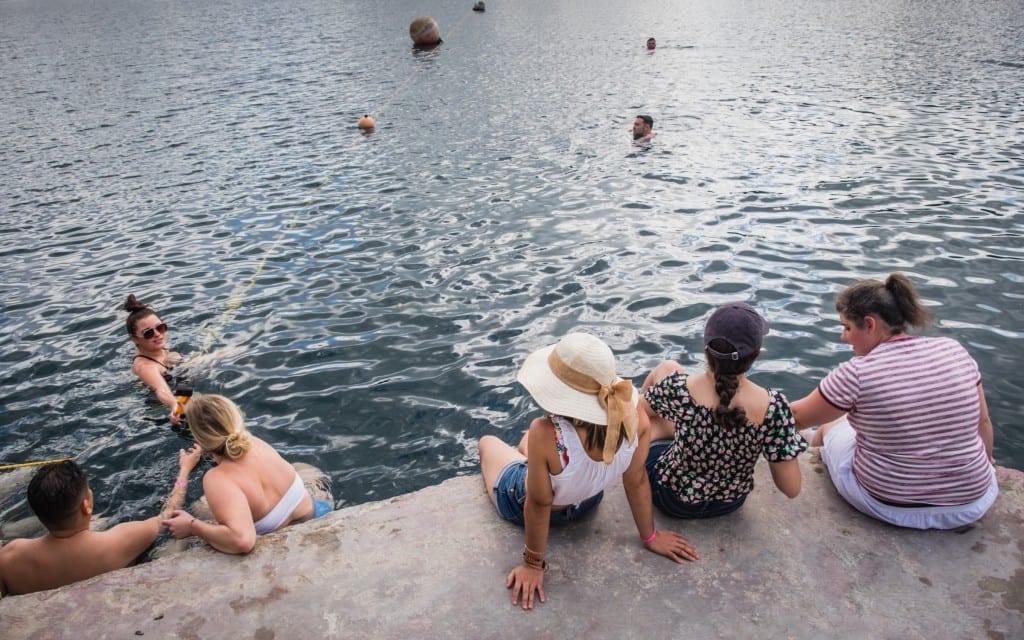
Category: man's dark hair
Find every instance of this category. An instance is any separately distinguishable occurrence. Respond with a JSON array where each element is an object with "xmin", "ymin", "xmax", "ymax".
[
  {"xmin": 27, "ymin": 460, "xmax": 89, "ymax": 530},
  {"xmin": 638, "ymin": 114, "xmax": 654, "ymax": 127}
]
